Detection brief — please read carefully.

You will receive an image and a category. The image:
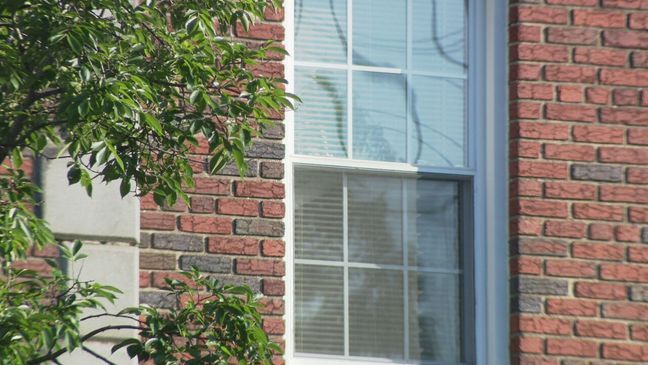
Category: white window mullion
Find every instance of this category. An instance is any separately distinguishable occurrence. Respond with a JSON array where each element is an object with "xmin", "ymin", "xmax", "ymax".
[
  {"xmin": 405, "ymin": 0, "xmax": 412, "ymax": 164},
  {"xmin": 342, "ymin": 173, "xmax": 350, "ymax": 357},
  {"xmin": 404, "ymin": 0, "xmax": 412, "ymax": 352},
  {"xmin": 401, "ymin": 179, "xmax": 409, "ymax": 361},
  {"xmin": 346, "ymin": 0, "xmax": 353, "ymax": 160}
]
